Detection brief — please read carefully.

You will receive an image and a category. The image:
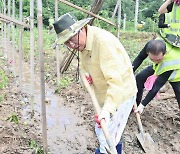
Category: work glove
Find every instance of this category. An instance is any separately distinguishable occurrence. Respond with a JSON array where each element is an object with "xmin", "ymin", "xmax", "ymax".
[
  {"xmin": 85, "ymin": 73, "xmax": 93, "ymax": 84},
  {"xmin": 134, "ymin": 103, "xmax": 145, "ymax": 114},
  {"xmin": 94, "ymin": 114, "xmax": 101, "ymax": 128},
  {"xmin": 96, "ymin": 110, "xmax": 110, "ymax": 128}
]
